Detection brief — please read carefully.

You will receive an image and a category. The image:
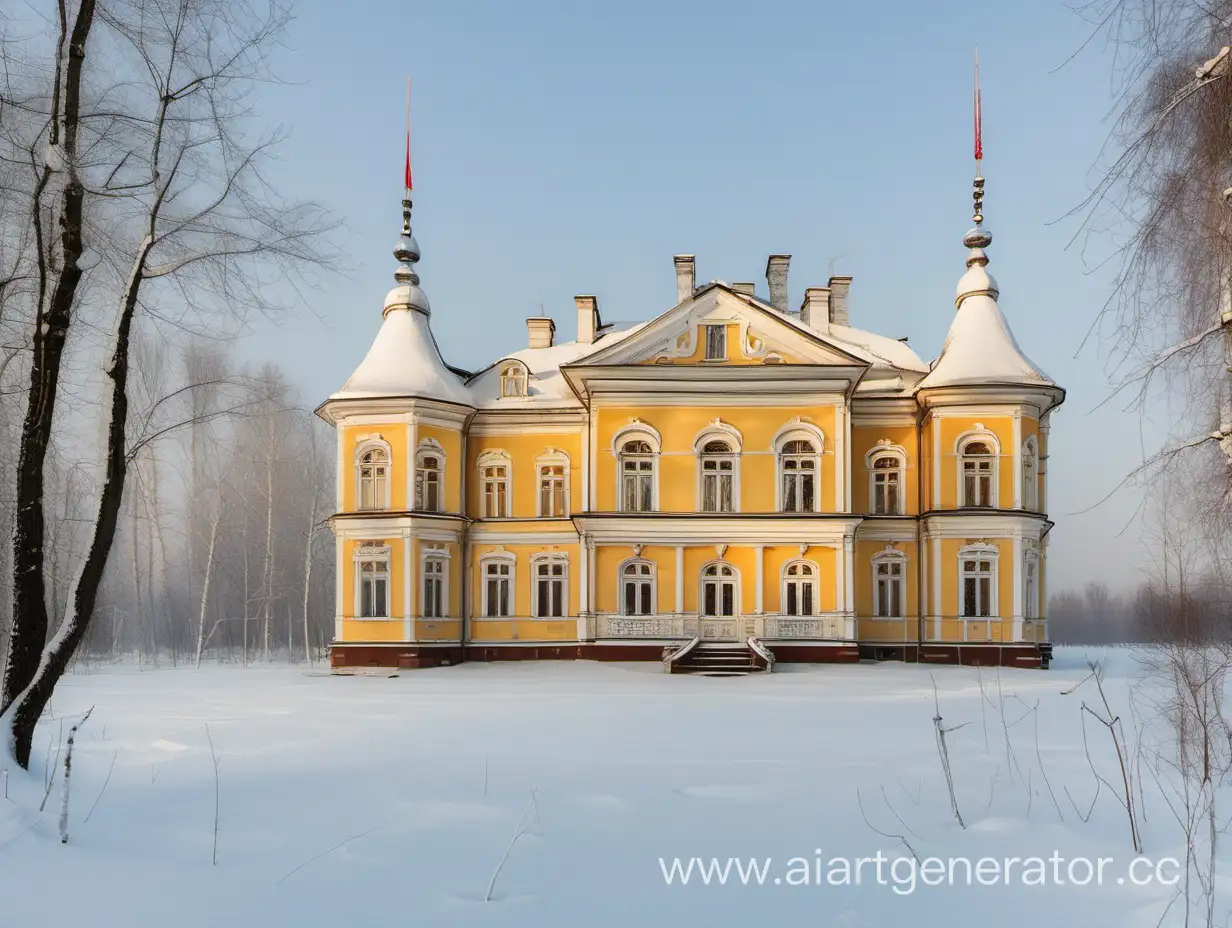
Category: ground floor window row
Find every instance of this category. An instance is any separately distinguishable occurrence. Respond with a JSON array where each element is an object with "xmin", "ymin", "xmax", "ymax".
[{"xmin": 351, "ymin": 544, "xmax": 1040, "ymax": 621}]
